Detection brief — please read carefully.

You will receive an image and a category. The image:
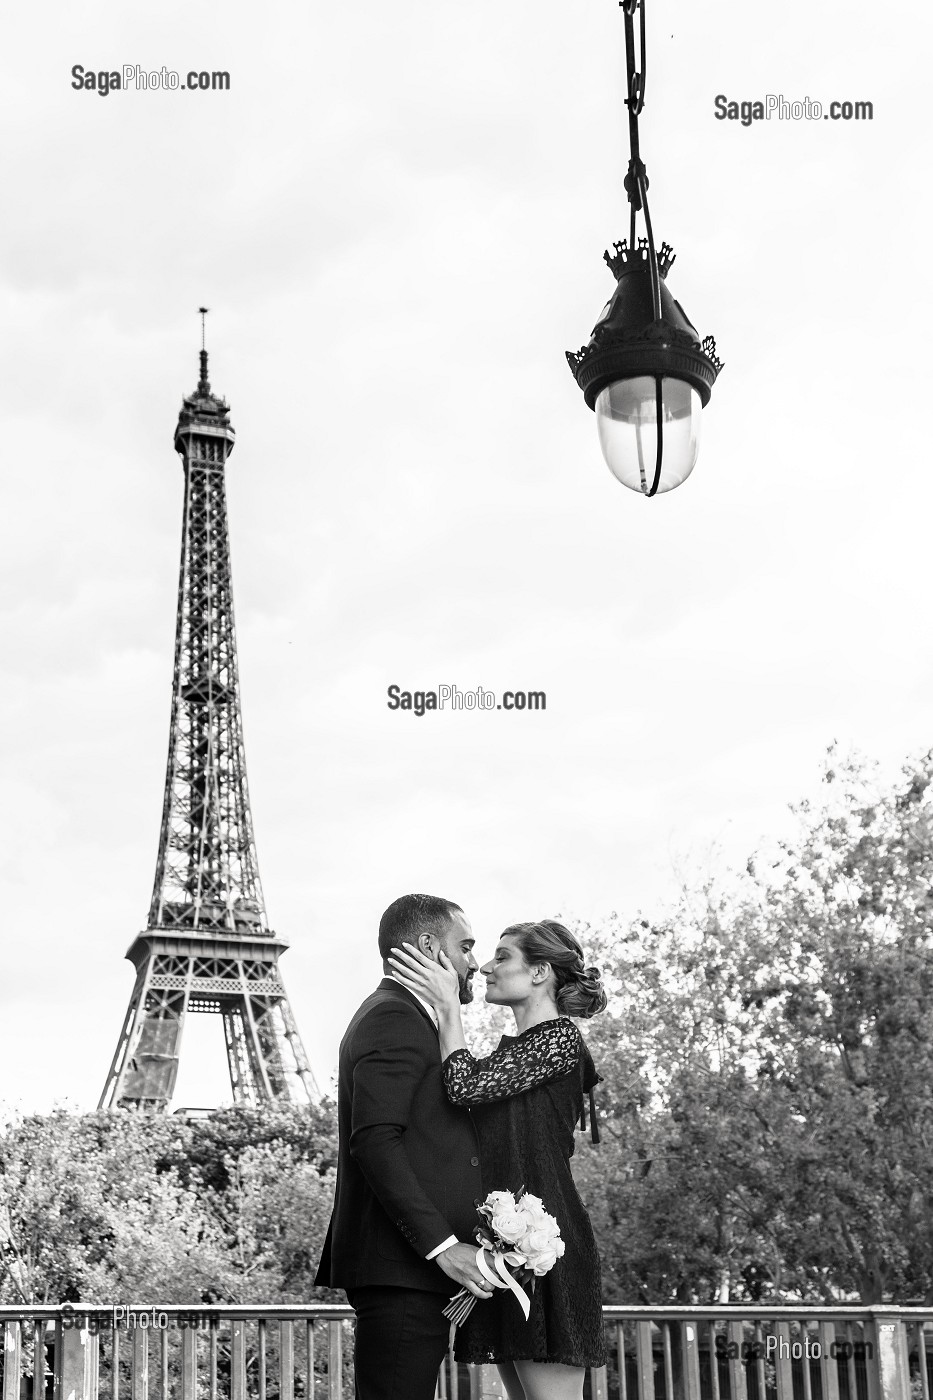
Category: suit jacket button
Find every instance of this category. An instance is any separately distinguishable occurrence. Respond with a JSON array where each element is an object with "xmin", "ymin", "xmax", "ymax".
[{"xmin": 470, "ymin": 1156, "xmax": 479, "ymax": 1167}]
